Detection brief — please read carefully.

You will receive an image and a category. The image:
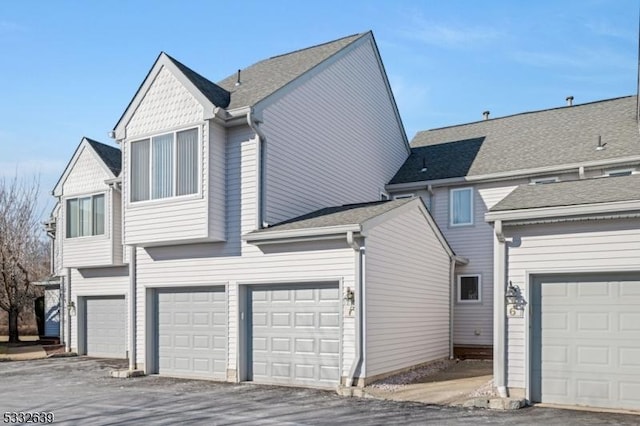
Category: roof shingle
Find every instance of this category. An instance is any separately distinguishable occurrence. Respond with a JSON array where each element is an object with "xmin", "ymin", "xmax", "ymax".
[
  {"xmin": 392, "ymin": 96, "xmax": 640, "ymax": 184},
  {"xmin": 491, "ymin": 174, "xmax": 640, "ymax": 211},
  {"xmin": 86, "ymin": 138, "xmax": 121, "ymax": 176},
  {"xmin": 164, "ymin": 53, "xmax": 231, "ymax": 108}
]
